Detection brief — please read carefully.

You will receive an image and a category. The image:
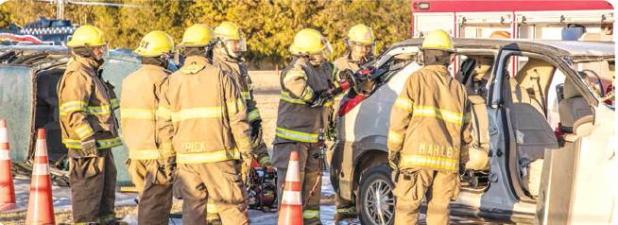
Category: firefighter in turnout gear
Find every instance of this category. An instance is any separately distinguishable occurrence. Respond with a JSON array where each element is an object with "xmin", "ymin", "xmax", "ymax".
[
  {"xmin": 58, "ymin": 24, "xmax": 122, "ymax": 224},
  {"xmin": 207, "ymin": 21, "xmax": 272, "ymax": 225},
  {"xmin": 272, "ymin": 28, "xmax": 340, "ymax": 225},
  {"xmin": 157, "ymin": 24, "xmax": 252, "ymax": 225},
  {"xmin": 334, "ymin": 23, "xmax": 376, "ymax": 73},
  {"xmin": 120, "ymin": 30, "xmax": 175, "ymax": 225},
  {"xmin": 388, "ymin": 29, "xmax": 473, "ymax": 225},
  {"xmin": 331, "ymin": 23, "xmax": 376, "ymax": 222}
]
